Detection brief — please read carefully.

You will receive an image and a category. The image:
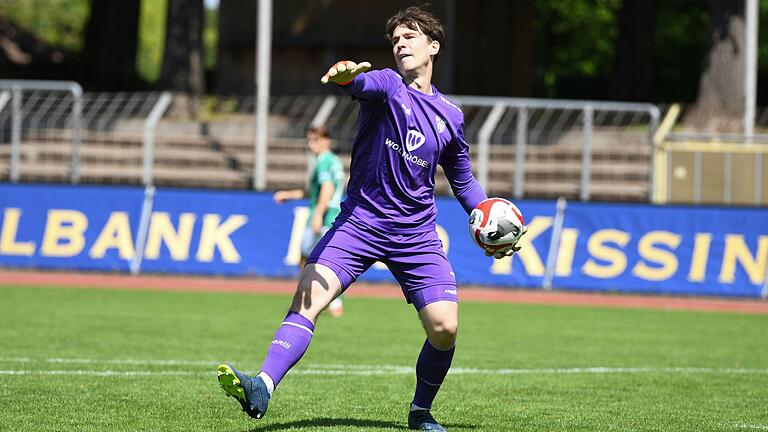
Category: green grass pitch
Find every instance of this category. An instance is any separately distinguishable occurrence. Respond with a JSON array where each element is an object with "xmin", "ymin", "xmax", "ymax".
[{"xmin": 0, "ymin": 284, "xmax": 766, "ymax": 431}]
